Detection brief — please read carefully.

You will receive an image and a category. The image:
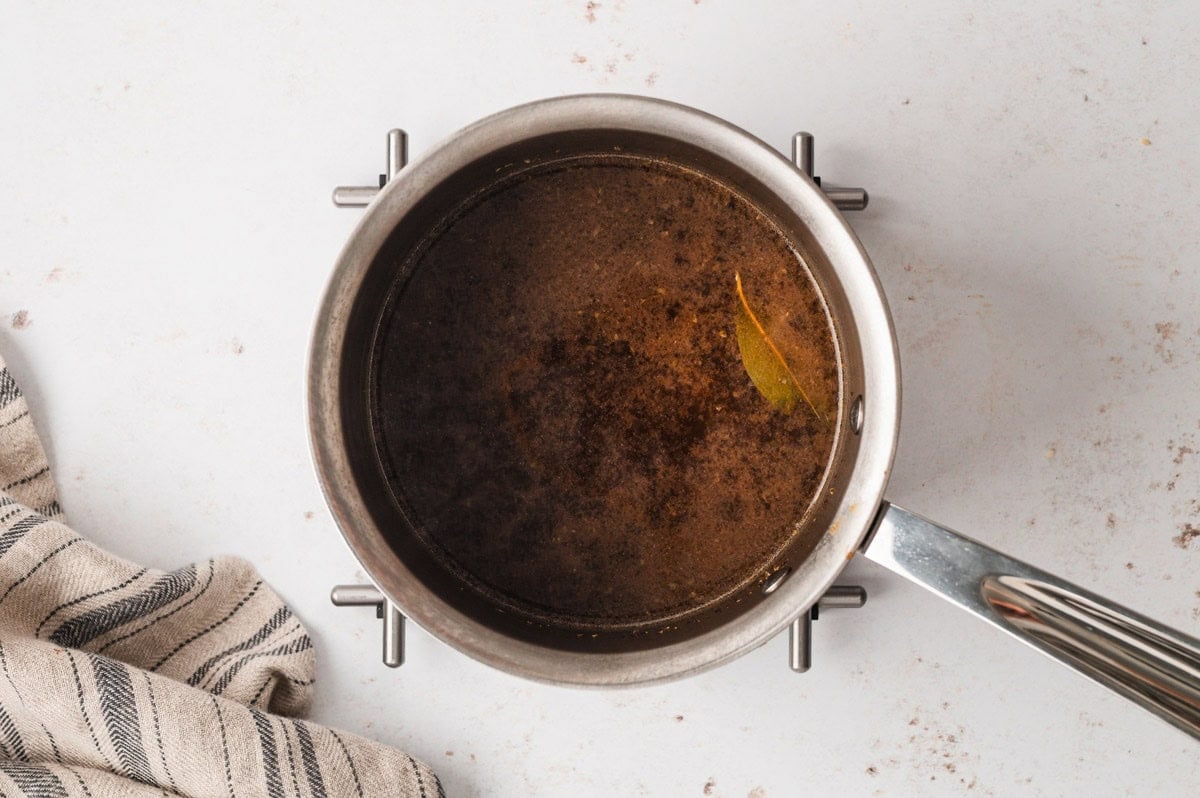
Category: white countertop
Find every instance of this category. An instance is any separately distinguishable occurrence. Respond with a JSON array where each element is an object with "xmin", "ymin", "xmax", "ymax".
[{"xmin": 3, "ymin": 2, "xmax": 1199, "ymax": 795}]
